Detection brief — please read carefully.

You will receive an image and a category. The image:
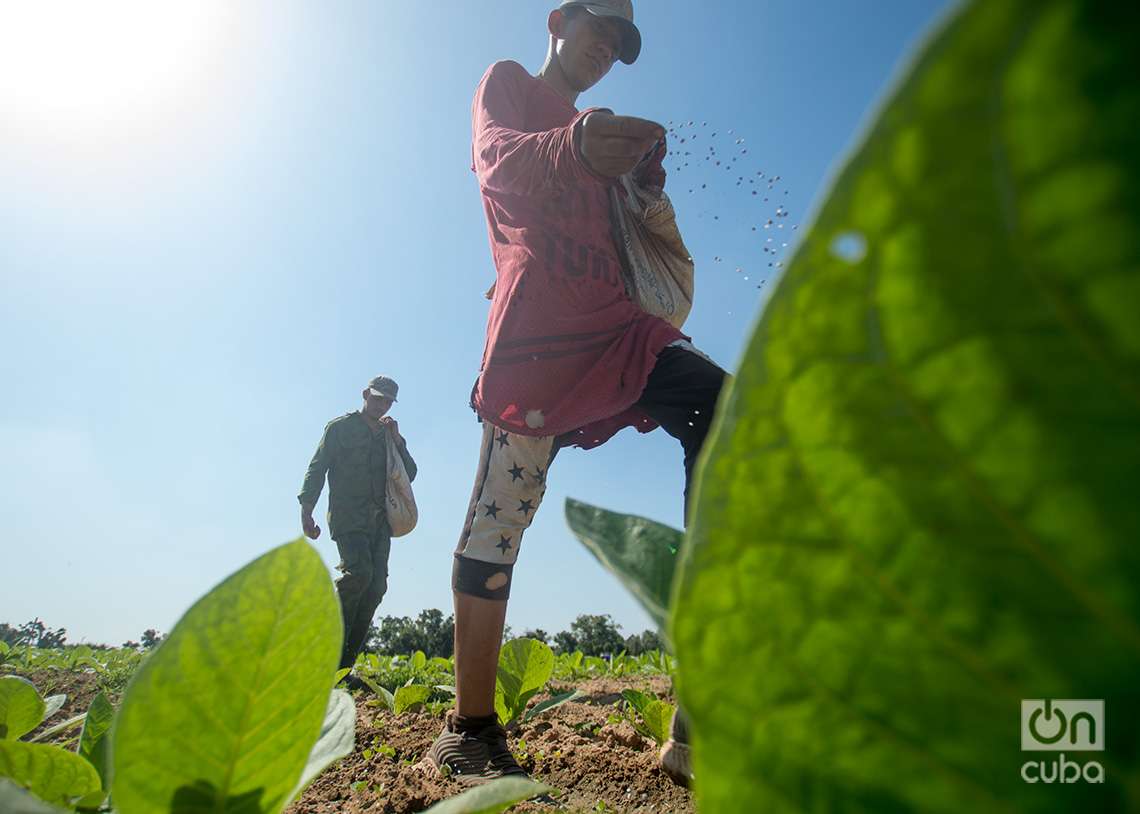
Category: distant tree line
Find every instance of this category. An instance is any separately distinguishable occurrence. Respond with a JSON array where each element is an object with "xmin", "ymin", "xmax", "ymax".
[
  {"xmin": 0, "ymin": 619, "xmax": 68, "ymax": 649},
  {"xmin": 4, "ymin": 611, "xmax": 658, "ymax": 658},
  {"xmin": 1, "ymin": 619, "xmax": 164, "ymax": 650},
  {"xmin": 120, "ymin": 629, "xmax": 166, "ymax": 650},
  {"xmin": 363, "ymin": 610, "xmax": 661, "ymax": 658}
]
